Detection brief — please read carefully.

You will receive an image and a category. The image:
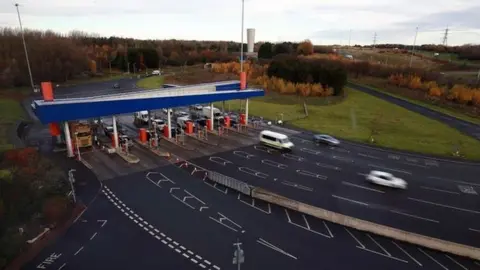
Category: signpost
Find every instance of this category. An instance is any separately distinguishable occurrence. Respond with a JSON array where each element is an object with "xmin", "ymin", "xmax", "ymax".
[{"xmin": 233, "ymin": 238, "xmax": 244, "ymax": 270}]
